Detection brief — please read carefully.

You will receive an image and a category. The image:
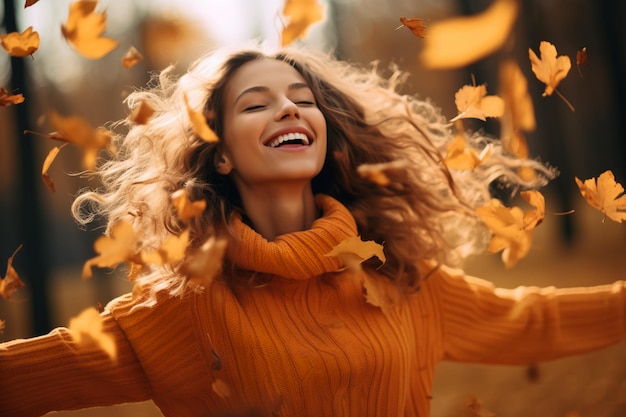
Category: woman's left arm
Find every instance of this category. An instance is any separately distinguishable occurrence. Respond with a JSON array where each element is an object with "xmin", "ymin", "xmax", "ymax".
[{"xmin": 430, "ymin": 265, "xmax": 626, "ymax": 364}]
